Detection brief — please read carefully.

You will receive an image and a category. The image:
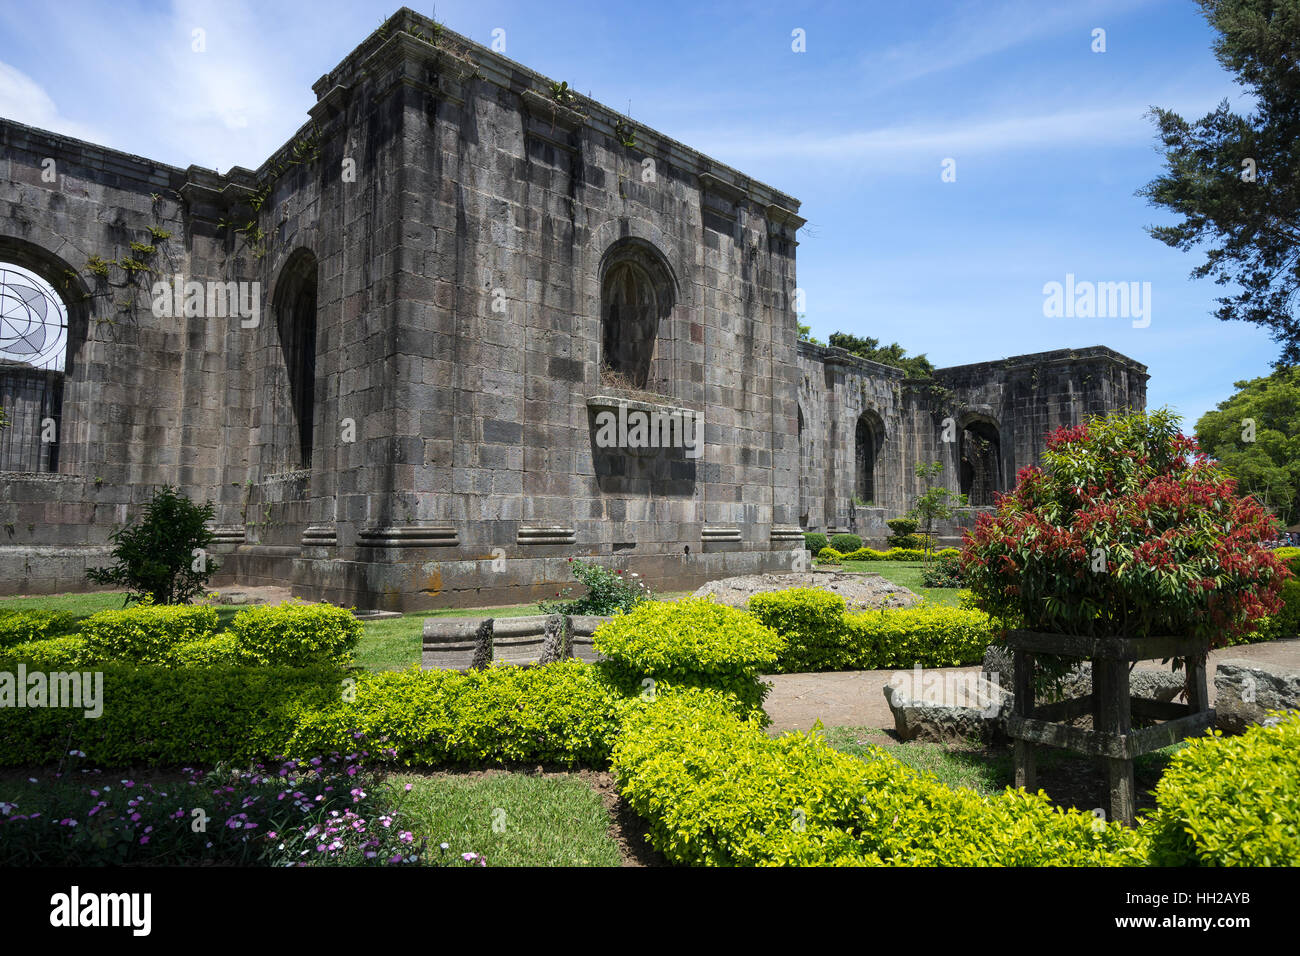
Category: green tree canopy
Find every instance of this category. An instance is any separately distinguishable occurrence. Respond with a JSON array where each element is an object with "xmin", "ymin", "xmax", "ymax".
[
  {"xmin": 1139, "ymin": 0, "xmax": 1300, "ymax": 364},
  {"xmin": 827, "ymin": 332, "xmax": 935, "ymax": 378},
  {"xmin": 1196, "ymin": 367, "xmax": 1300, "ymax": 525}
]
